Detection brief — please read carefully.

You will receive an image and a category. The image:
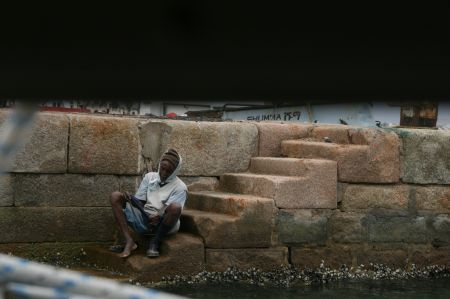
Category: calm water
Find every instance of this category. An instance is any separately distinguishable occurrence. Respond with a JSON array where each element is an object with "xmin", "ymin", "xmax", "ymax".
[{"xmin": 157, "ymin": 279, "xmax": 450, "ymax": 299}]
